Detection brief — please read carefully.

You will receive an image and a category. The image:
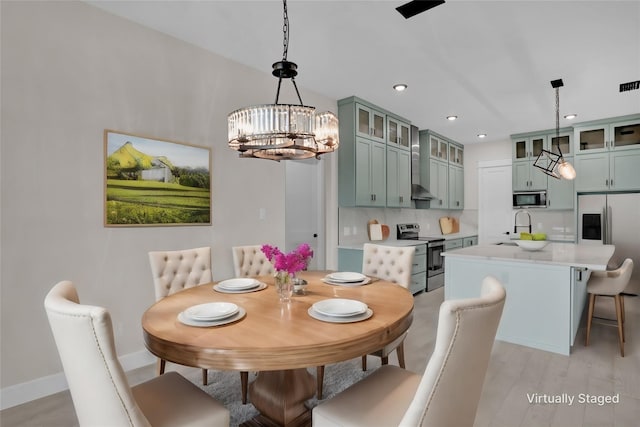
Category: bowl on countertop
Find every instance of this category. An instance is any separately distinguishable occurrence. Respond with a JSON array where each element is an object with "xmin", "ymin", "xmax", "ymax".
[{"xmin": 514, "ymin": 239, "xmax": 549, "ymax": 251}]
